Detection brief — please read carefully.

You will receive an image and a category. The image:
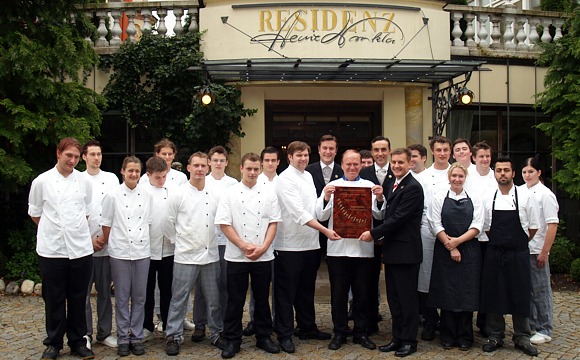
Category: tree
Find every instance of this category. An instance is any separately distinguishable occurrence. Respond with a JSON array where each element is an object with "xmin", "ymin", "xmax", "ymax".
[
  {"xmin": 0, "ymin": 0, "xmax": 105, "ymax": 191},
  {"xmin": 536, "ymin": 7, "xmax": 580, "ymax": 198},
  {"xmin": 100, "ymin": 31, "xmax": 256, "ymax": 160}
]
